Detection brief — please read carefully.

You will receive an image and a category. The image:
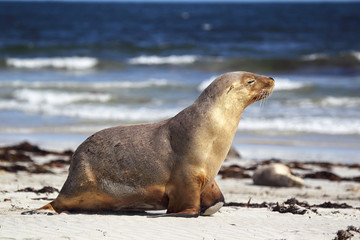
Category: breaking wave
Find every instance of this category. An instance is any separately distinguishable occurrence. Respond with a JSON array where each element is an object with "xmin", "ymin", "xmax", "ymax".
[
  {"xmin": 128, "ymin": 55, "xmax": 198, "ymax": 65},
  {"xmin": 13, "ymin": 89, "xmax": 111, "ymax": 105},
  {"xmin": 2, "ymin": 51, "xmax": 360, "ymax": 72},
  {"xmin": 0, "ymin": 78, "xmax": 174, "ymax": 90},
  {"xmin": 0, "ymin": 99, "xmax": 180, "ymax": 122},
  {"xmin": 6, "ymin": 57, "xmax": 98, "ymax": 70},
  {"xmin": 349, "ymin": 51, "xmax": 360, "ymax": 61},
  {"xmin": 274, "ymin": 78, "xmax": 310, "ymax": 91},
  {"xmin": 197, "ymin": 76, "xmax": 308, "ymax": 92},
  {"xmin": 295, "ymin": 96, "xmax": 360, "ymax": 108},
  {"xmin": 239, "ymin": 117, "xmax": 360, "ymax": 135}
]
